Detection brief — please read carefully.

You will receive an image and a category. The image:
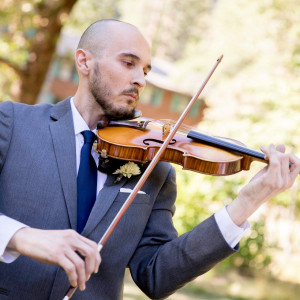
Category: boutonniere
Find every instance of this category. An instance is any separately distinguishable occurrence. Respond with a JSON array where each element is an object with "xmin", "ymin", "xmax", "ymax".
[{"xmin": 113, "ymin": 161, "xmax": 141, "ymax": 183}]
